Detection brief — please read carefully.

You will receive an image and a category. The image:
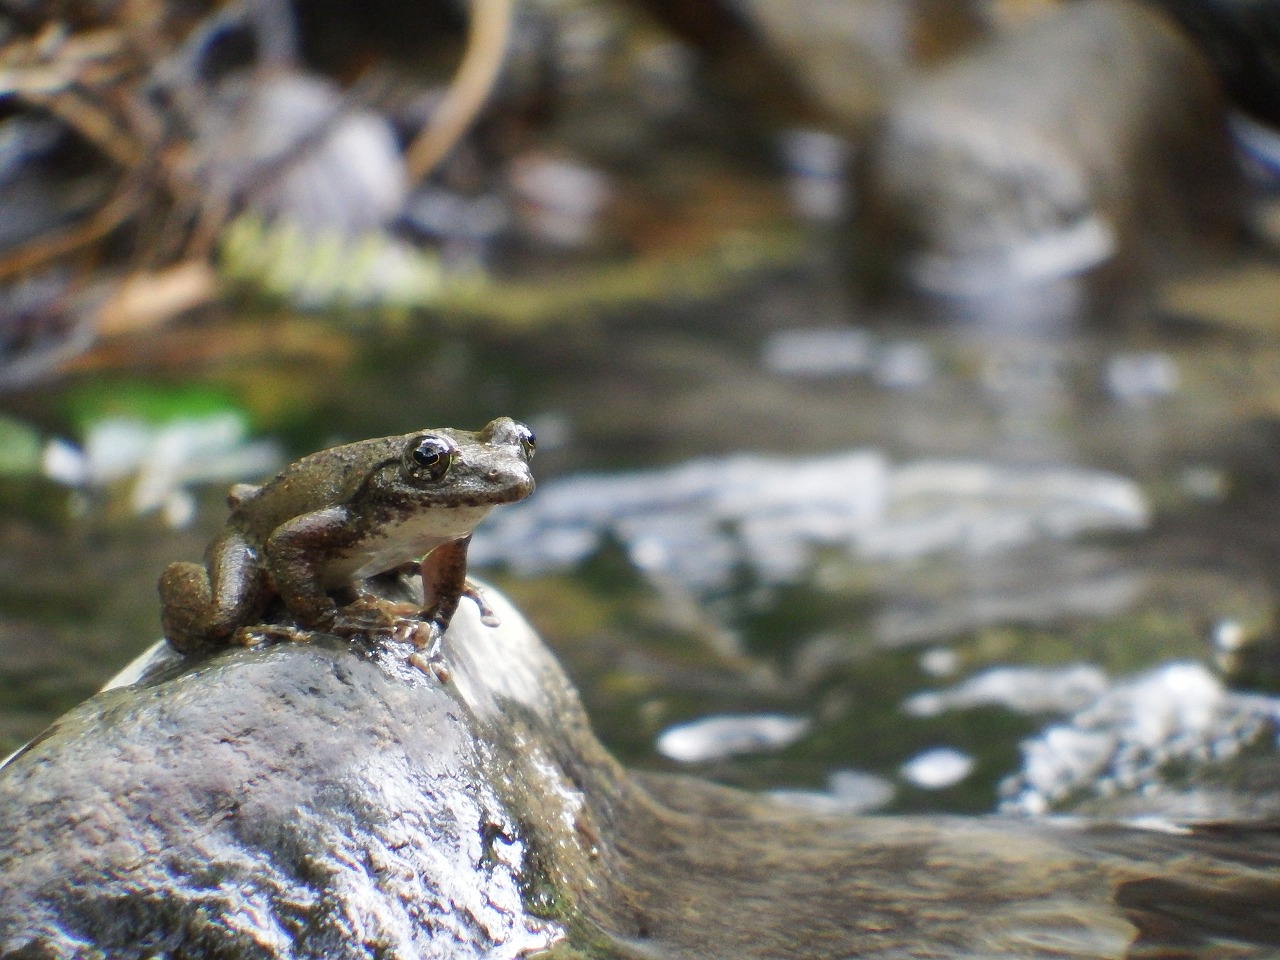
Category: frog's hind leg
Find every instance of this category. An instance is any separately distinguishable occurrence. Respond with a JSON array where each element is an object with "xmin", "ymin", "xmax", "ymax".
[{"xmin": 159, "ymin": 531, "xmax": 268, "ymax": 654}]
